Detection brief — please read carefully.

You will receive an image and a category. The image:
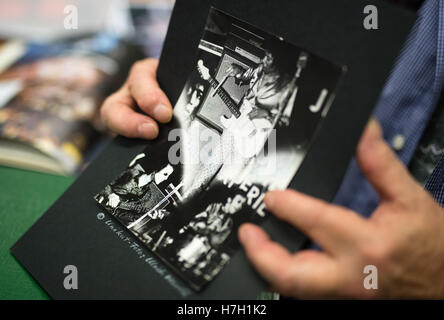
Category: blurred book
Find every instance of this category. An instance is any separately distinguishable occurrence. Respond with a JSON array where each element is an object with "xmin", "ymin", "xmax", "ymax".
[{"xmin": 0, "ymin": 34, "xmax": 142, "ymax": 175}]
